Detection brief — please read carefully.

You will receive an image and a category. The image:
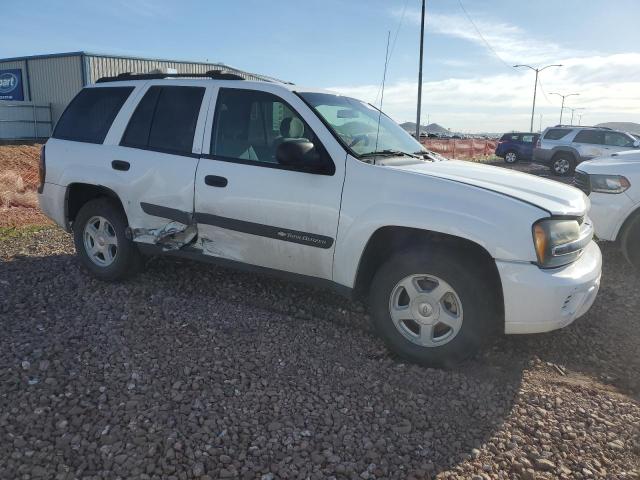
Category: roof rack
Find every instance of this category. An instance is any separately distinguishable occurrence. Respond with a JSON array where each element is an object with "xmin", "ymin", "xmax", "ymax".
[
  {"xmin": 553, "ymin": 124, "xmax": 611, "ymax": 130},
  {"xmin": 96, "ymin": 70, "xmax": 251, "ymax": 83}
]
